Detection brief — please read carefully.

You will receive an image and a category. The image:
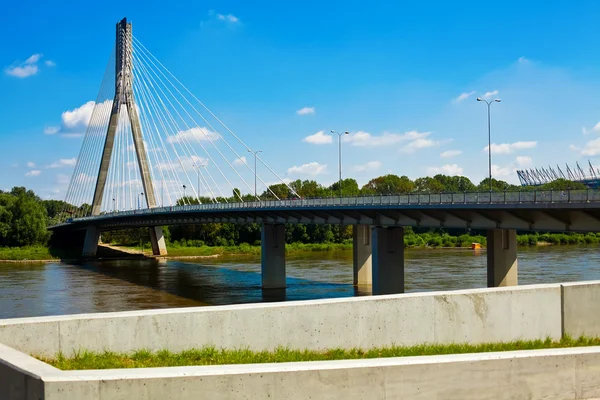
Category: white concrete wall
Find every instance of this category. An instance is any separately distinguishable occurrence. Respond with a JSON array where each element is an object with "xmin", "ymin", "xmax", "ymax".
[
  {"xmin": 562, "ymin": 280, "xmax": 600, "ymax": 338},
  {"xmin": 37, "ymin": 347, "xmax": 600, "ymax": 400},
  {"xmin": 0, "ymin": 343, "xmax": 57, "ymax": 400},
  {"xmin": 0, "ymin": 284, "xmax": 562, "ymax": 358}
]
